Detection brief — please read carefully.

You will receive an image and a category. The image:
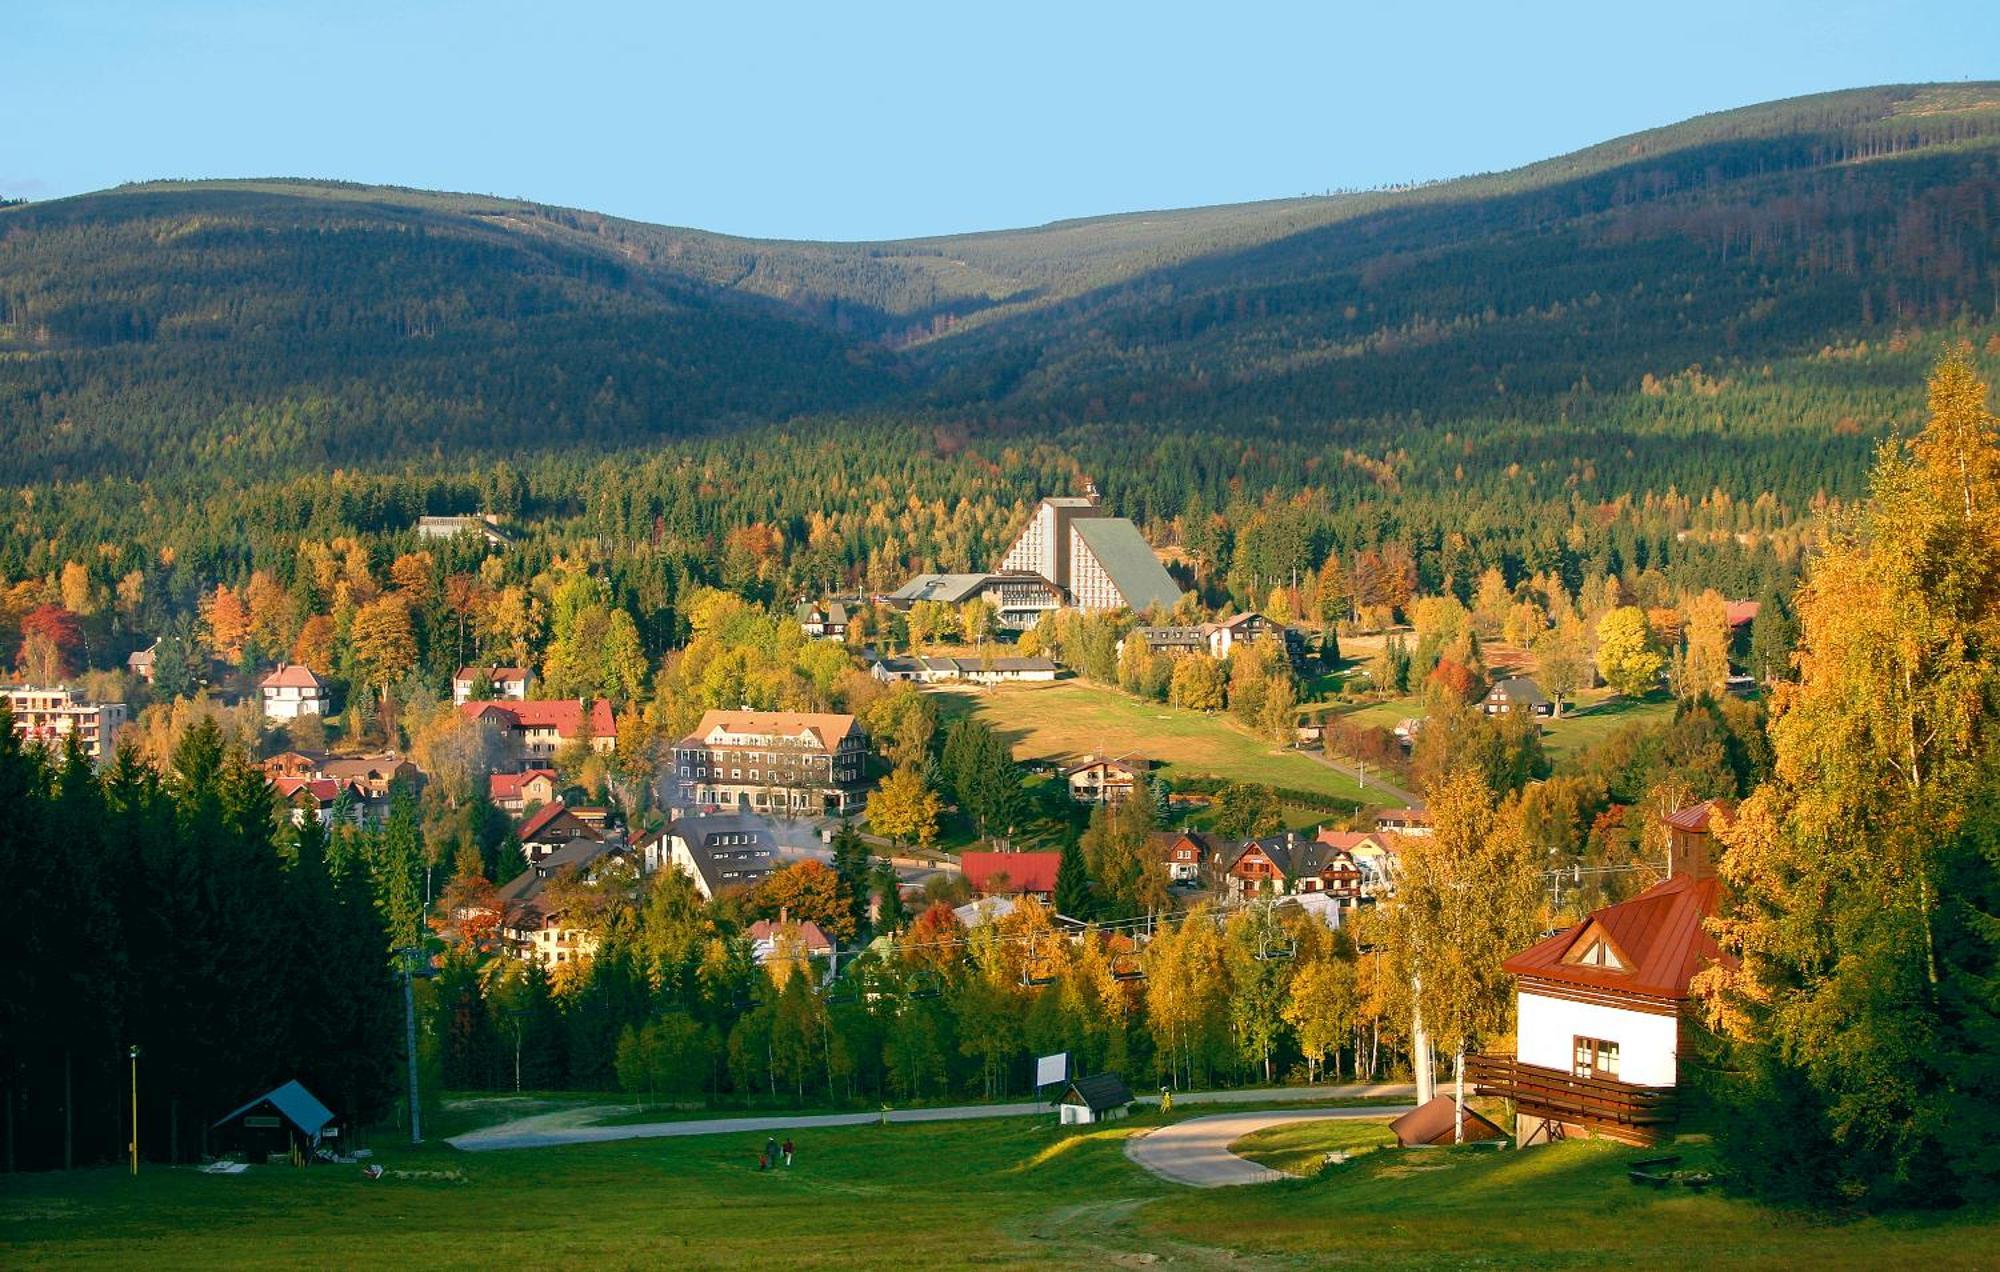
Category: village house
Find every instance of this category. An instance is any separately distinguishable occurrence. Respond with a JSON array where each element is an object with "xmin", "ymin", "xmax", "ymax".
[
  {"xmin": 673, "ymin": 709, "xmax": 868, "ymax": 817},
  {"xmin": 1375, "ymin": 805, "xmax": 1433, "ymax": 837},
  {"xmin": 516, "ymin": 801, "xmax": 603, "ymax": 863},
  {"xmin": 271, "ymin": 776, "xmax": 365, "ymax": 827},
  {"xmin": 745, "ymin": 915, "xmax": 837, "ymax": 966},
  {"xmin": 416, "ymin": 513, "xmax": 511, "ymax": 547},
  {"xmin": 1226, "ymin": 831, "xmax": 1371, "ymax": 900},
  {"xmin": 1470, "ymin": 799, "xmax": 1737, "ymax": 1147},
  {"xmin": 259, "ymin": 664, "xmax": 331, "ymax": 722},
  {"xmin": 1483, "ymin": 676, "xmax": 1554, "ymax": 718},
  {"xmin": 1122, "ymin": 612, "xmax": 1300, "ymax": 666},
  {"xmin": 1151, "ymin": 828, "xmax": 1222, "ymax": 885},
  {"xmin": 2, "ymin": 685, "xmax": 128, "ymax": 763},
  {"xmin": 490, "ymin": 768, "xmax": 560, "ymax": 813},
  {"xmin": 451, "ymin": 665, "xmax": 535, "ymax": 704},
  {"xmin": 1314, "ymin": 829, "xmax": 1403, "ymax": 899},
  {"xmin": 662, "ymin": 814, "xmax": 778, "ymax": 899},
  {"xmin": 126, "ymin": 639, "xmax": 158, "ymax": 683},
  {"xmin": 867, "ymin": 651, "xmax": 1060, "ymax": 685},
  {"xmin": 460, "ymin": 698, "xmax": 616, "ymax": 766},
  {"xmin": 494, "ymin": 837, "xmax": 635, "ymax": 966},
  {"xmin": 794, "ymin": 597, "xmax": 860, "ymax": 641},
  {"xmin": 1064, "ymin": 753, "xmax": 1148, "ymax": 806},
  {"xmin": 960, "ymin": 850, "xmax": 1061, "ymax": 903}
]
